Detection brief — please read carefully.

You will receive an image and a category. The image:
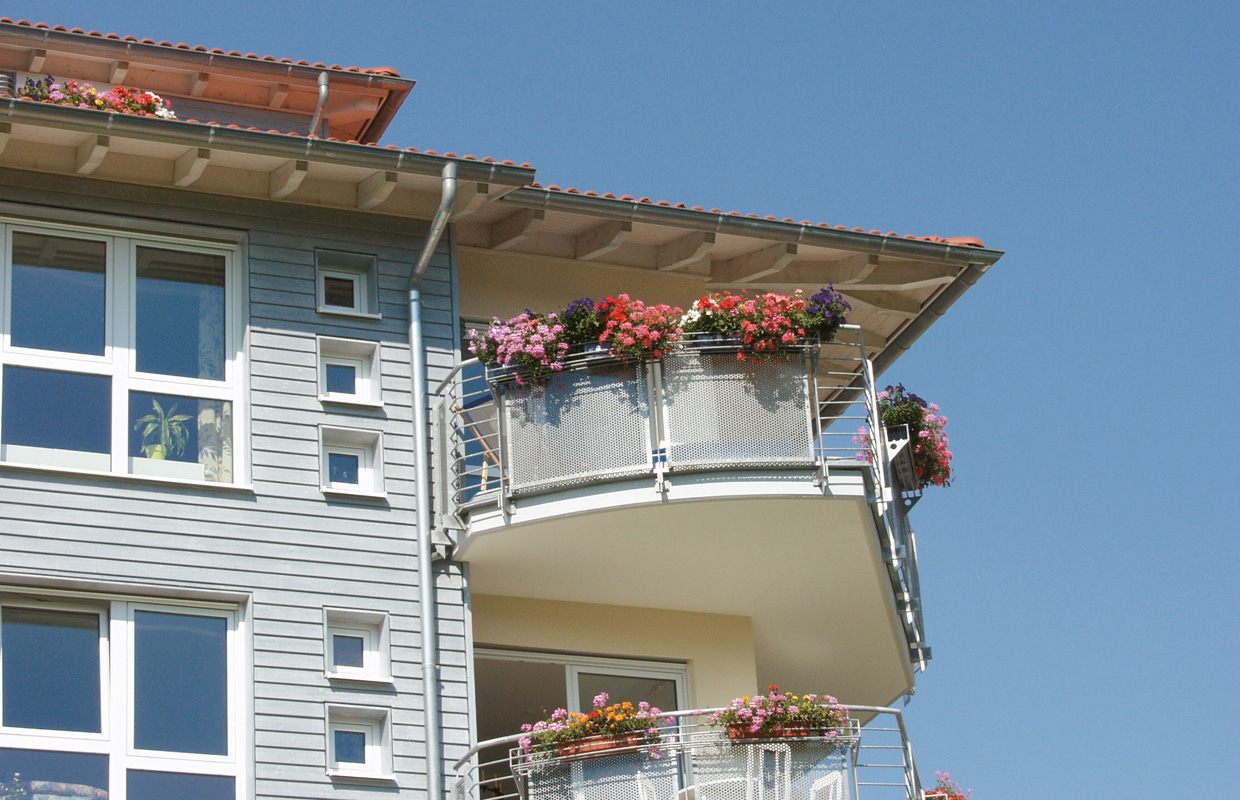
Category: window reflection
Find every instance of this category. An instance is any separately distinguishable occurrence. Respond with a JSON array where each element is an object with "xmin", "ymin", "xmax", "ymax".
[
  {"xmin": 328, "ymin": 453, "xmax": 360, "ymax": 485},
  {"xmin": 1, "ymin": 608, "xmax": 101, "ymax": 733},
  {"xmin": 0, "ymin": 366, "xmax": 111, "ymax": 470},
  {"xmin": 135, "ymin": 247, "xmax": 225, "ymax": 381},
  {"xmin": 325, "ymin": 363, "xmax": 357, "ymax": 395},
  {"xmin": 10, "ymin": 232, "xmax": 106, "ymax": 356},
  {"xmin": 0, "ymin": 749, "xmax": 108, "ymax": 797},
  {"xmin": 133, "ymin": 611, "xmax": 228, "ymax": 756},
  {"xmin": 128, "ymin": 770, "xmax": 233, "ymax": 800}
]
